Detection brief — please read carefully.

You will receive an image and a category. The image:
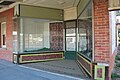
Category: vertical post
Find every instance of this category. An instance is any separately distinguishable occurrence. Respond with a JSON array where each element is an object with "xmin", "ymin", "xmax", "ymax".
[{"xmin": 93, "ymin": 0, "xmax": 110, "ymax": 79}]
